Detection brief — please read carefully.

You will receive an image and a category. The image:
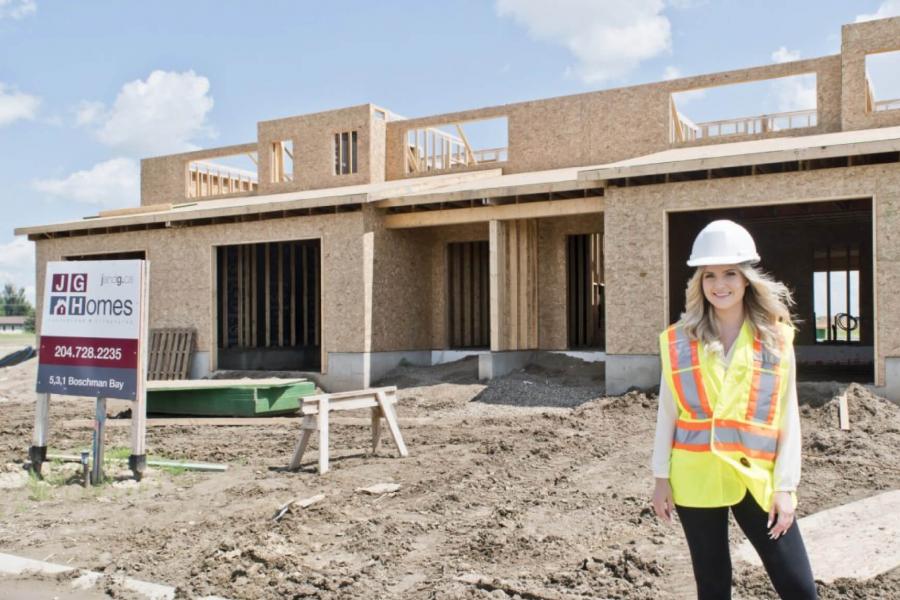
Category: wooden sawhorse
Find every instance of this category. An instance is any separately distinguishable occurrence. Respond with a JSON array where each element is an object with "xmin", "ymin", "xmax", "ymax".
[{"xmin": 288, "ymin": 386, "xmax": 408, "ymax": 474}]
